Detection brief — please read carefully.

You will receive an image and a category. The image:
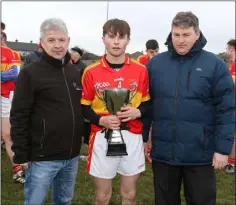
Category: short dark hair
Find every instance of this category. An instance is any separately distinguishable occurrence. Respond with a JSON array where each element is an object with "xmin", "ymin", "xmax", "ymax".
[
  {"xmin": 71, "ymin": 46, "xmax": 83, "ymax": 57},
  {"xmin": 1, "ymin": 22, "xmax": 5, "ymax": 31},
  {"xmin": 172, "ymin": 11, "xmax": 199, "ymax": 32},
  {"xmin": 1, "ymin": 31, "xmax": 7, "ymax": 41},
  {"xmin": 103, "ymin": 18, "xmax": 130, "ymax": 38},
  {"xmin": 146, "ymin": 39, "xmax": 159, "ymax": 50},
  {"xmin": 227, "ymin": 39, "xmax": 236, "ymax": 49}
]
